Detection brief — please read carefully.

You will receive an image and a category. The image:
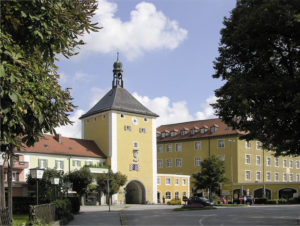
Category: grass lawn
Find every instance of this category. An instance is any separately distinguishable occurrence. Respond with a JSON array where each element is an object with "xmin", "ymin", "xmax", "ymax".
[{"xmin": 13, "ymin": 214, "xmax": 29, "ymax": 226}]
